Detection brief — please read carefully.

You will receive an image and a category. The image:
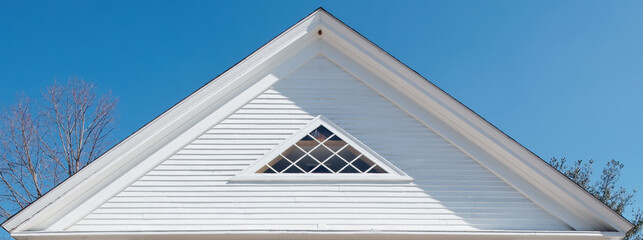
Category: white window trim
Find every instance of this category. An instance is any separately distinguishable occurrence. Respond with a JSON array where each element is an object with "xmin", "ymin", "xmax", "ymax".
[{"xmin": 231, "ymin": 115, "xmax": 413, "ymax": 182}]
